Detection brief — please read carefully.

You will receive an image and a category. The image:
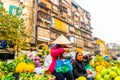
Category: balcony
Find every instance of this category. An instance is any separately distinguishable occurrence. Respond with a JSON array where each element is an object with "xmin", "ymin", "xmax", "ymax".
[
  {"xmin": 37, "ymin": 10, "xmax": 51, "ymax": 21},
  {"xmin": 51, "ymin": 5, "xmax": 59, "ymax": 15},
  {"xmin": 49, "ymin": 0, "xmax": 59, "ymax": 6},
  {"xmin": 81, "ymin": 33, "xmax": 93, "ymax": 40},
  {"xmin": 60, "ymin": 11, "xmax": 67, "ymax": 20},
  {"xmin": 38, "ymin": 2, "xmax": 47, "ymax": 9},
  {"xmin": 76, "ymin": 38, "xmax": 84, "ymax": 48},
  {"xmin": 59, "ymin": 5, "xmax": 68, "ymax": 13},
  {"xmin": 84, "ymin": 41, "xmax": 93, "ymax": 48},
  {"xmin": 80, "ymin": 28, "xmax": 92, "ymax": 35}
]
